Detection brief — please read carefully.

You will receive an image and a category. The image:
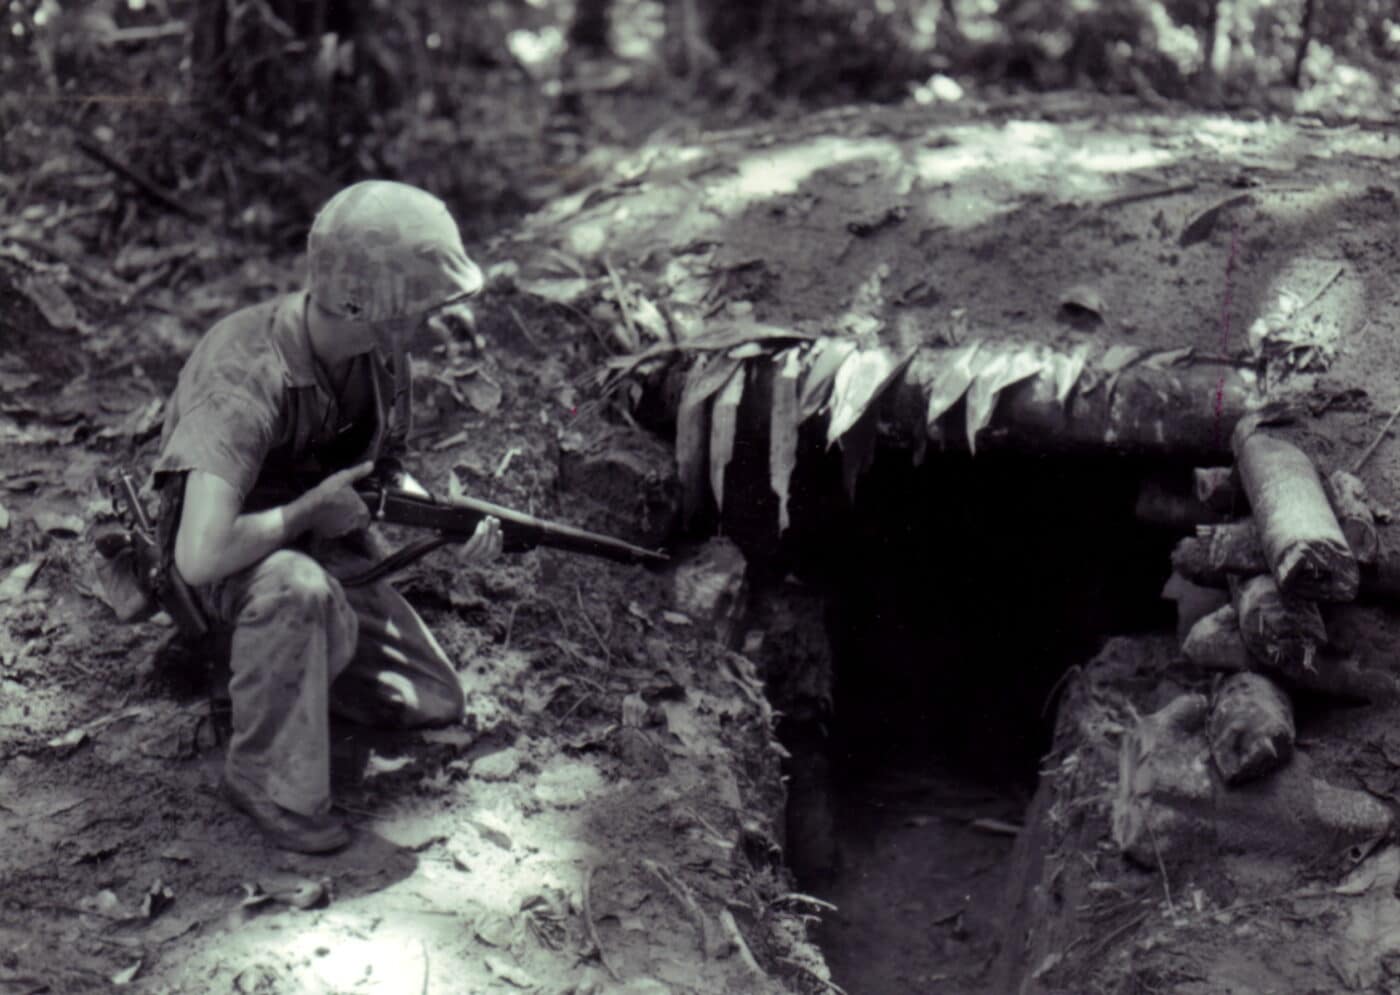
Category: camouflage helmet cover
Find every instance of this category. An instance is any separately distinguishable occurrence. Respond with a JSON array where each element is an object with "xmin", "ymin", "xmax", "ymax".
[{"xmin": 307, "ymin": 180, "xmax": 483, "ymax": 323}]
